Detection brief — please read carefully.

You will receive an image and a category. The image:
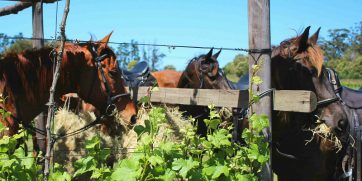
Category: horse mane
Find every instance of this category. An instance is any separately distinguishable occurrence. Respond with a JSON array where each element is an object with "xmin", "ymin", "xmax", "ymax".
[
  {"xmin": 0, "ymin": 43, "xmax": 92, "ymax": 102},
  {"xmin": 1, "ymin": 47, "xmax": 55, "ymax": 101},
  {"xmin": 271, "ymin": 36, "xmax": 324, "ymax": 77},
  {"xmin": 305, "ymin": 45, "xmax": 324, "ymax": 76},
  {"xmin": 186, "ymin": 54, "xmax": 206, "ymax": 68}
]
